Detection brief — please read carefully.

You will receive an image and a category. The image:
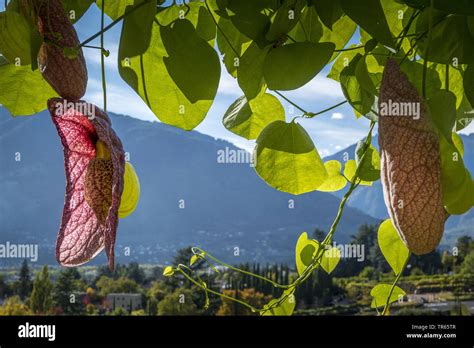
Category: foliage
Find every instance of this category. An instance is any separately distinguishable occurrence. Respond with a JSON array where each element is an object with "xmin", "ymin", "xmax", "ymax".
[
  {"xmin": 217, "ymin": 288, "xmax": 271, "ymax": 316},
  {"xmin": 30, "ymin": 265, "xmax": 53, "ymax": 314},
  {"xmin": 0, "ymin": 295, "xmax": 32, "ymax": 316},
  {"xmin": 0, "ymin": 0, "xmax": 473, "ymax": 316},
  {"xmin": 95, "ymin": 276, "xmax": 139, "ymax": 297},
  {"xmin": 16, "ymin": 260, "xmax": 32, "ymax": 300},
  {"xmin": 53, "ymin": 268, "xmax": 84, "ymax": 315},
  {"xmin": 460, "ymin": 251, "xmax": 474, "ymax": 275},
  {"xmin": 157, "ymin": 288, "xmax": 199, "ymax": 316}
]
